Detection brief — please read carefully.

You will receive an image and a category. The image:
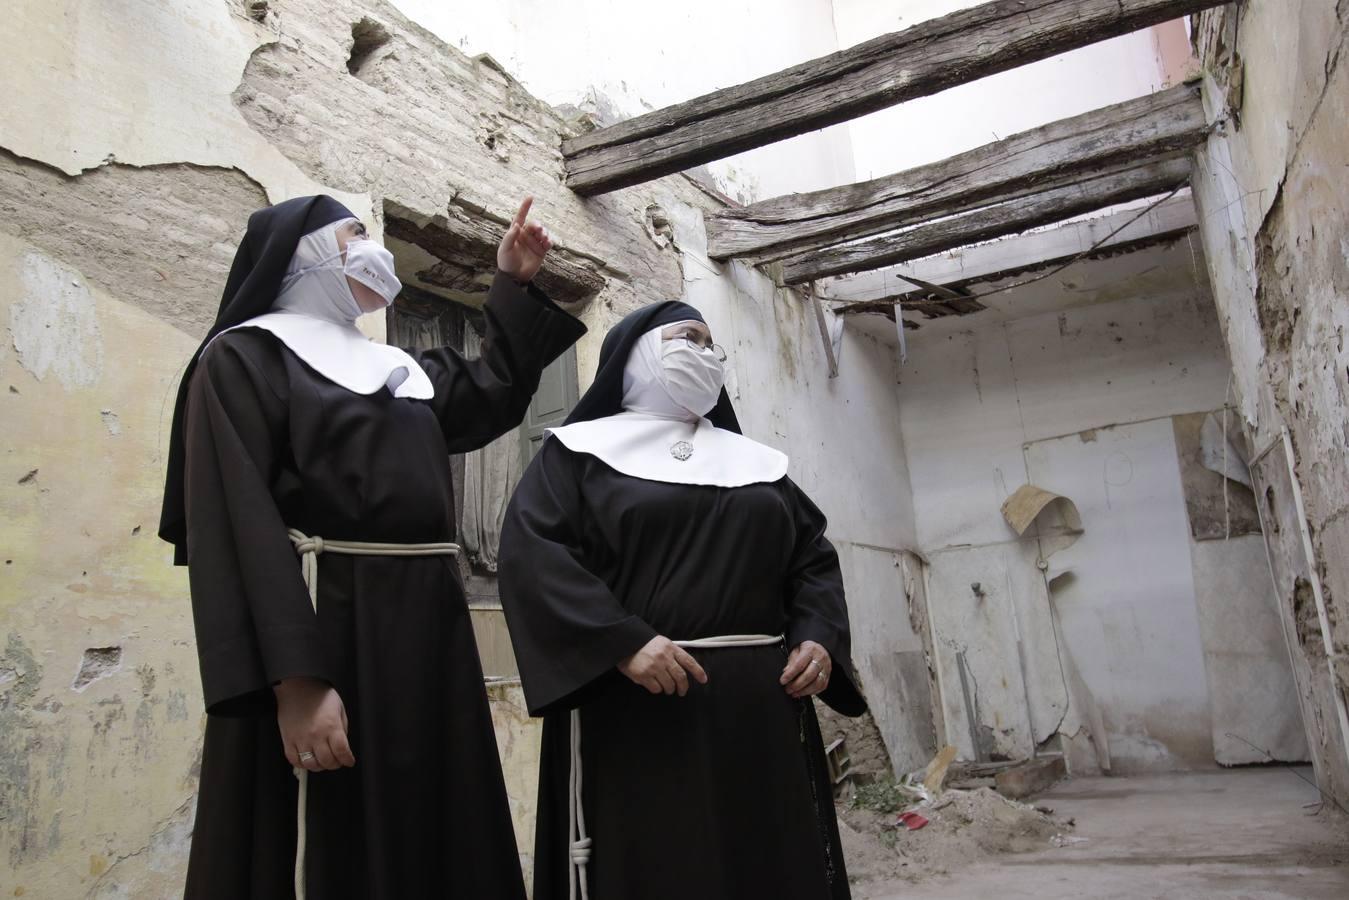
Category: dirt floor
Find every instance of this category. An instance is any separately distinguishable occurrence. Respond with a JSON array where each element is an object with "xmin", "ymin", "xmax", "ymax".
[
  {"xmin": 844, "ymin": 767, "xmax": 1349, "ymax": 899},
  {"xmin": 839, "ymin": 779, "xmax": 1071, "ymax": 888}
]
